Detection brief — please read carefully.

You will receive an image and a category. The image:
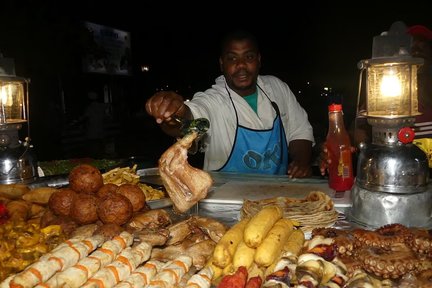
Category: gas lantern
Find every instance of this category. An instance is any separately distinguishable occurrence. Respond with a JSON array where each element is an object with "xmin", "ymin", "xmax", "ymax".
[
  {"xmin": 0, "ymin": 56, "xmax": 37, "ymax": 184},
  {"xmin": 347, "ymin": 21, "xmax": 432, "ymax": 228}
]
